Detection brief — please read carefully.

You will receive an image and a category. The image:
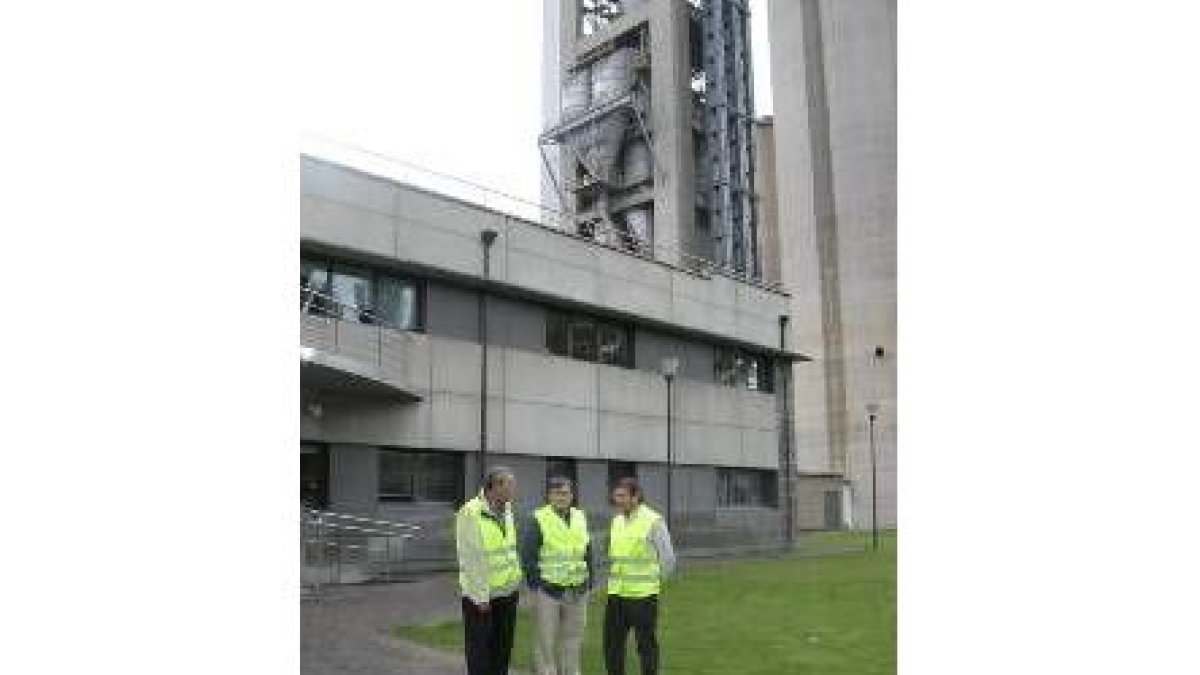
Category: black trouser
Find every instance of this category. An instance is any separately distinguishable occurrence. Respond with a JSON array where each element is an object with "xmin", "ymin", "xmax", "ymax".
[
  {"xmin": 603, "ymin": 594, "xmax": 659, "ymax": 675},
  {"xmin": 461, "ymin": 592, "xmax": 519, "ymax": 675}
]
